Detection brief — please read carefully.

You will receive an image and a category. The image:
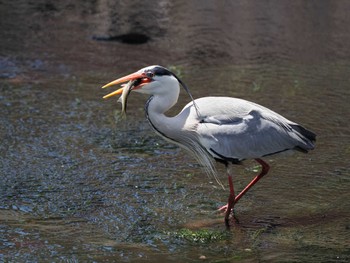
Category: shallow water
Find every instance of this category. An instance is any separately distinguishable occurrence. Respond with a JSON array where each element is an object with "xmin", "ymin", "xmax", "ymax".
[{"xmin": 1, "ymin": 1, "xmax": 350, "ymax": 262}]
